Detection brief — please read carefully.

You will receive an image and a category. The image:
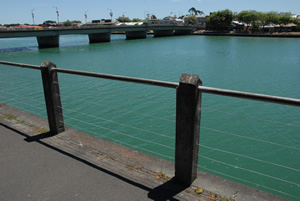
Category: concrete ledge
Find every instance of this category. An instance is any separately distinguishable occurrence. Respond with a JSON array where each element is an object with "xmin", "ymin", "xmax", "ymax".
[{"xmin": 0, "ymin": 103, "xmax": 288, "ymax": 201}]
